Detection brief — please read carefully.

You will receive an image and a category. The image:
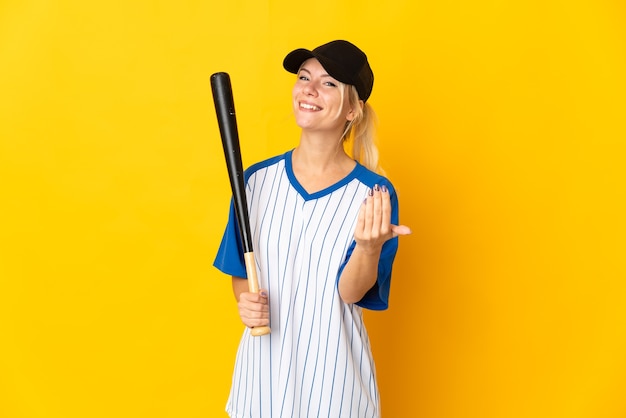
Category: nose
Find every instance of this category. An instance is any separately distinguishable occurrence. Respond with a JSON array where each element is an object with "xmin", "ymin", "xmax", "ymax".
[{"xmin": 303, "ymin": 82, "xmax": 318, "ymax": 97}]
